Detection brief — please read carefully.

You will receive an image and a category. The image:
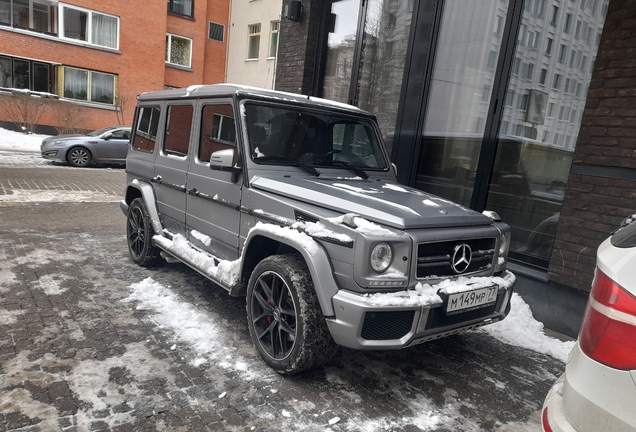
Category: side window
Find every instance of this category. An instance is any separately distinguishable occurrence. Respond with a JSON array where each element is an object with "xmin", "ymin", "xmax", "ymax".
[
  {"xmin": 132, "ymin": 106, "xmax": 161, "ymax": 152},
  {"xmin": 110, "ymin": 130, "xmax": 127, "ymax": 139},
  {"xmin": 164, "ymin": 105, "xmax": 194, "ymax": 157},
  {"xmin": 199, "ymin": 104, "xmax": 237, "ymax": 164}
]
